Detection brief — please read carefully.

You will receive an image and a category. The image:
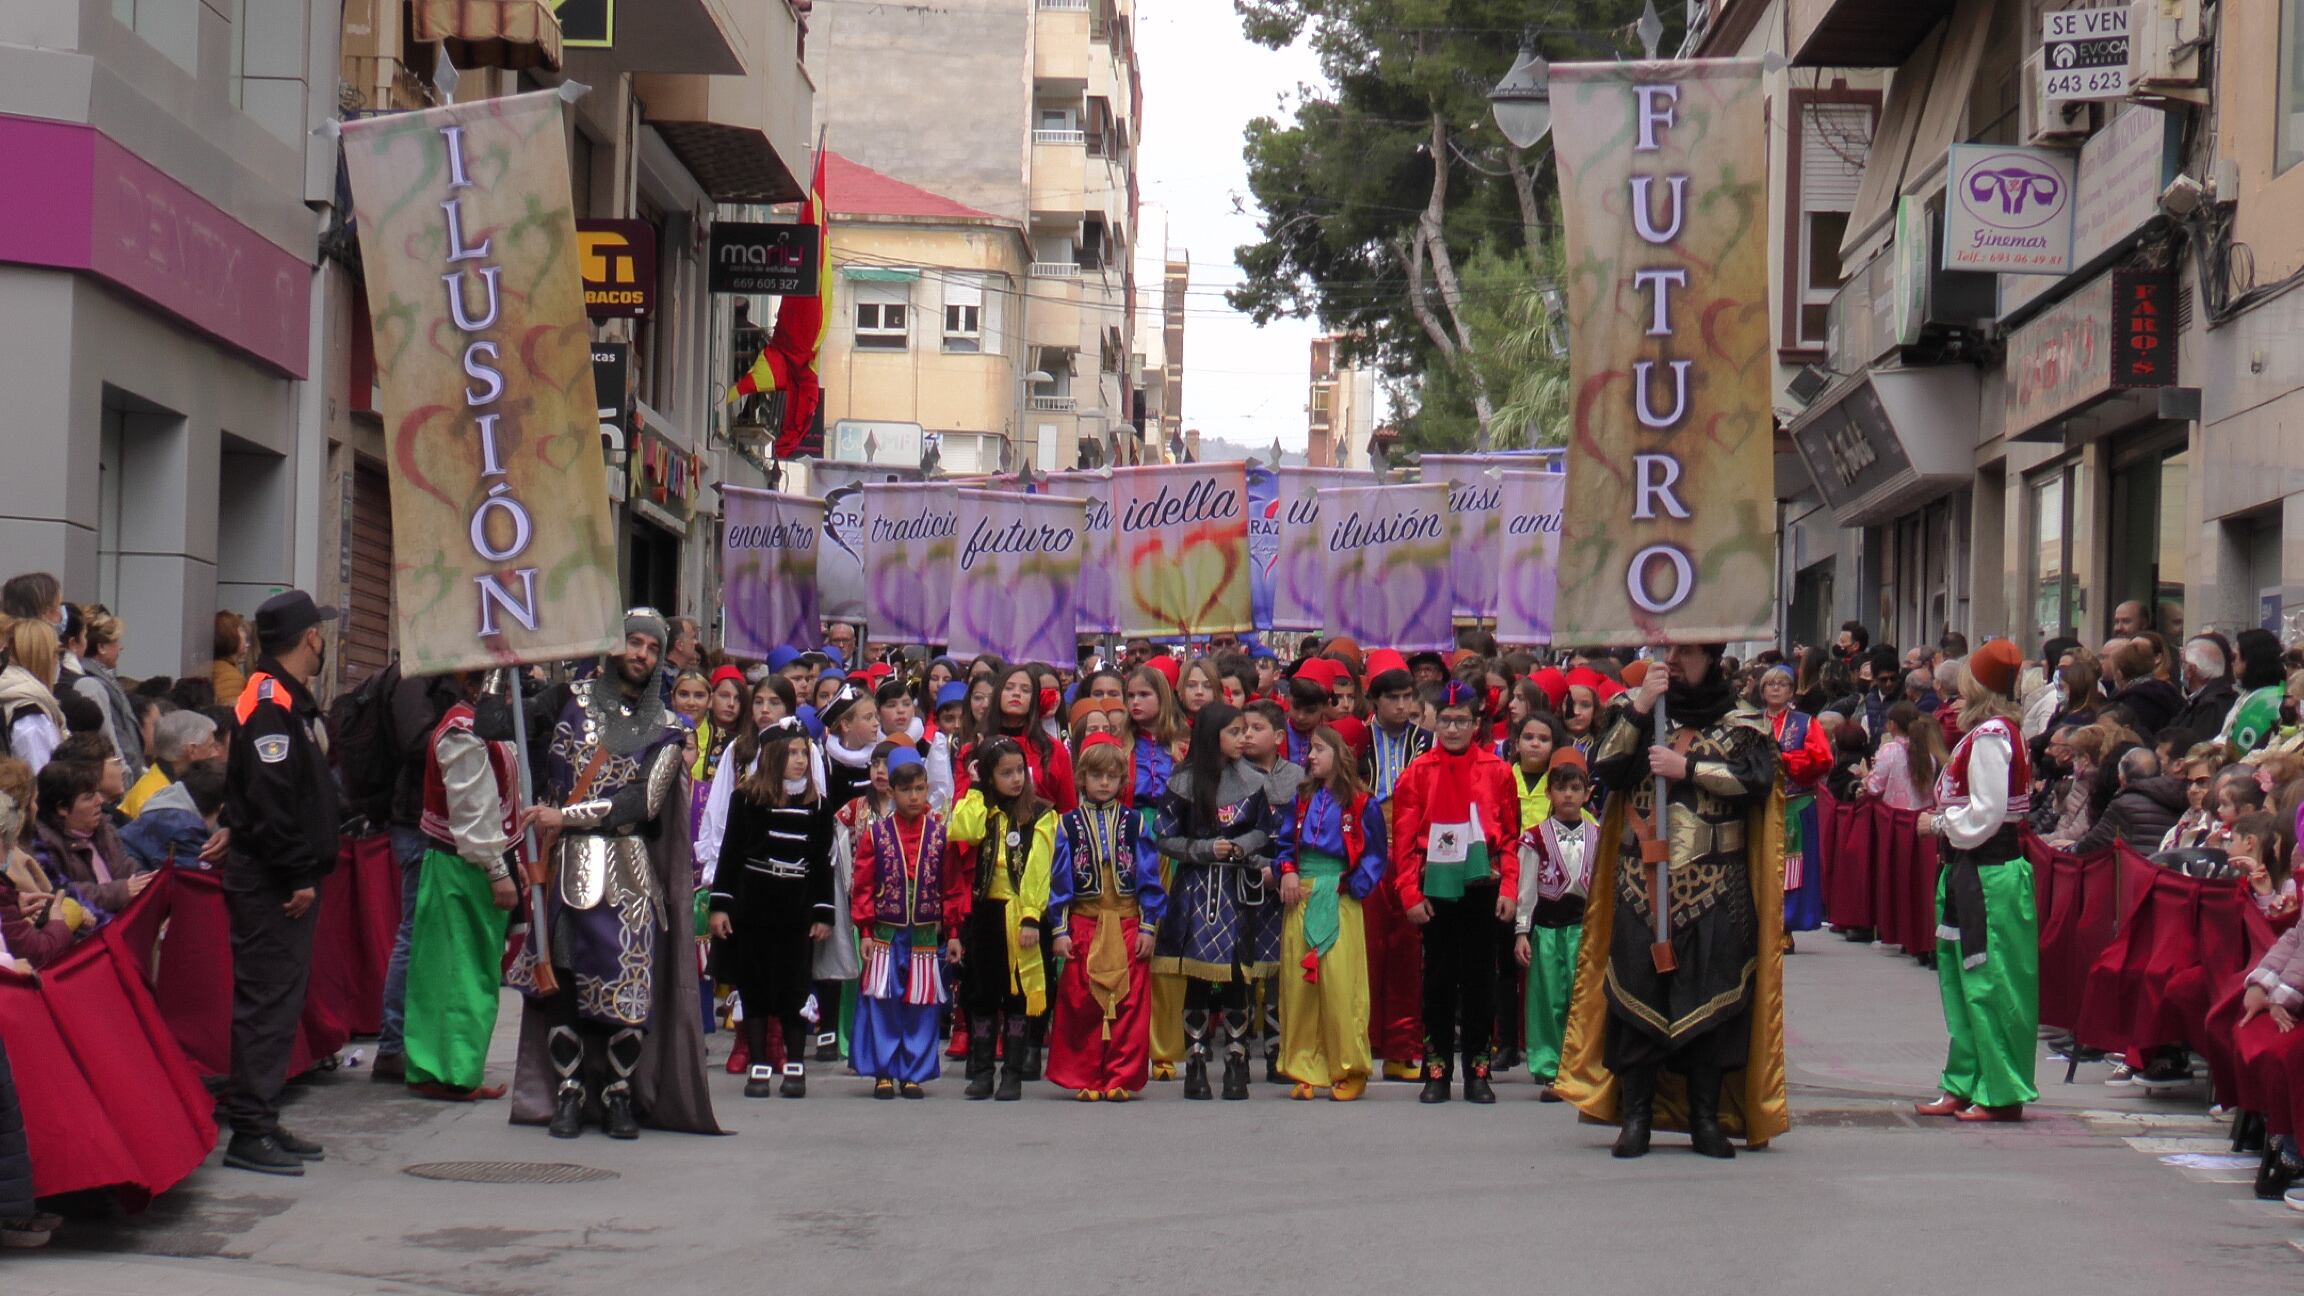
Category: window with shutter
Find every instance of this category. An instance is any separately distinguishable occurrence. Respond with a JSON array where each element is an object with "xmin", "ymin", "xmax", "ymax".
[
  {"xmin": 943, "ymin": 276, "xmax": 983, "ymax": 352},
  {"xmin": 1784, "ymin": 92, "xmax": 1879, "ymax": 353},
  {"xmin": 853, "ymin": 279, "xmax": 911, "ymax": 350}
]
